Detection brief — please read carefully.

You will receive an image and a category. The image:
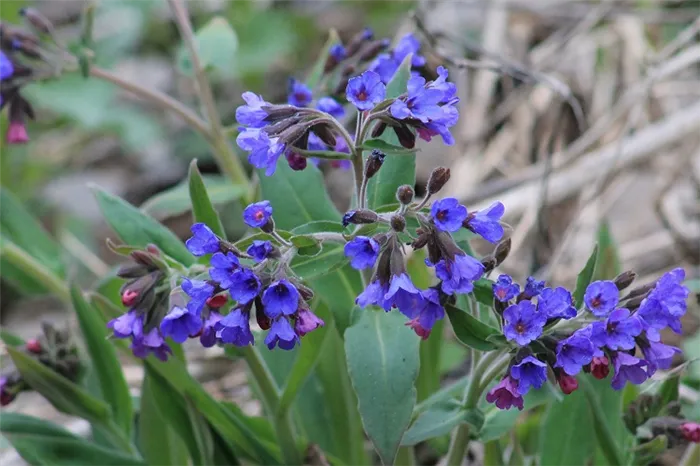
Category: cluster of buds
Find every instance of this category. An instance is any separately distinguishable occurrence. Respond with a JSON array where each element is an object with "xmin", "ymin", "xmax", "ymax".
[{"xmin": 1, "ymin": 323, "xmax": 82, "ymax": 406}]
